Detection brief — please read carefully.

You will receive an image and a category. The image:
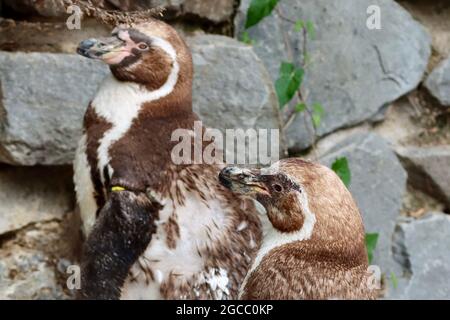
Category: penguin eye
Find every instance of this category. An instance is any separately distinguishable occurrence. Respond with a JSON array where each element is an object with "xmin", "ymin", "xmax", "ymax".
[
  {"xmin": 138, "ymin": 43, "xmax": 149, "ymax": 50},
  {"xmin": 272, "ymin": 184, "xmax": 283, "ymax": 192}
]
